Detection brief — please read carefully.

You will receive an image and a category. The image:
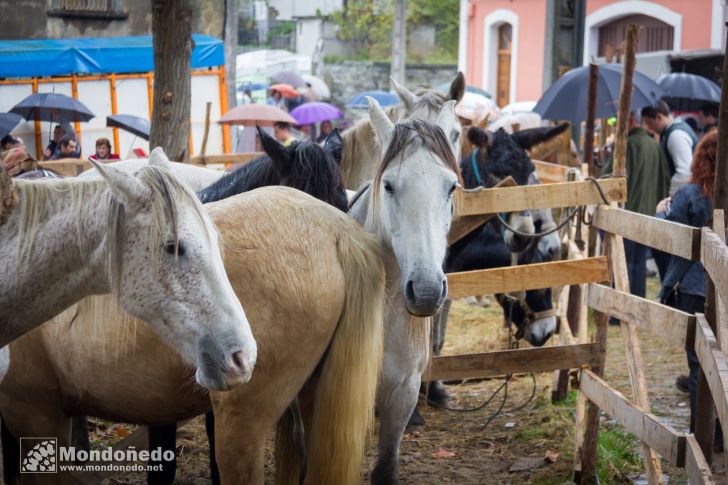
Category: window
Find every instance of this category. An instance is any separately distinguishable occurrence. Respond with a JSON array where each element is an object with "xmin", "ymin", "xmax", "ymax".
[
  {"xmin": 598, "ymin": 14, "xmax": 673, "ymax": 57},
  {"xmin": 48, "ymin": 0, "xmax": 128, "ymax": 20}
]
